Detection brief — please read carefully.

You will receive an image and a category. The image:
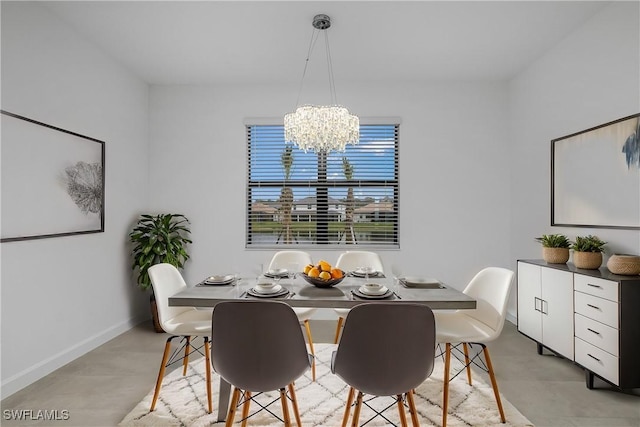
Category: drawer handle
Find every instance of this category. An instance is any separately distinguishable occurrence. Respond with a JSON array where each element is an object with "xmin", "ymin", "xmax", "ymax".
[
  {"xmin": 586, "ymin": 303, "xmax": 600, "ymax": 310},
  {"xmin": 587, "ymin": 283, "xmax": 602, "ymax": 289},
  {"xmin": 587, "ymin": 353, "xmax": 601, "ymax": 363},
  {"xmin": 587, "ymin": 328, "xmax": 601, "ymax": 335}
]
